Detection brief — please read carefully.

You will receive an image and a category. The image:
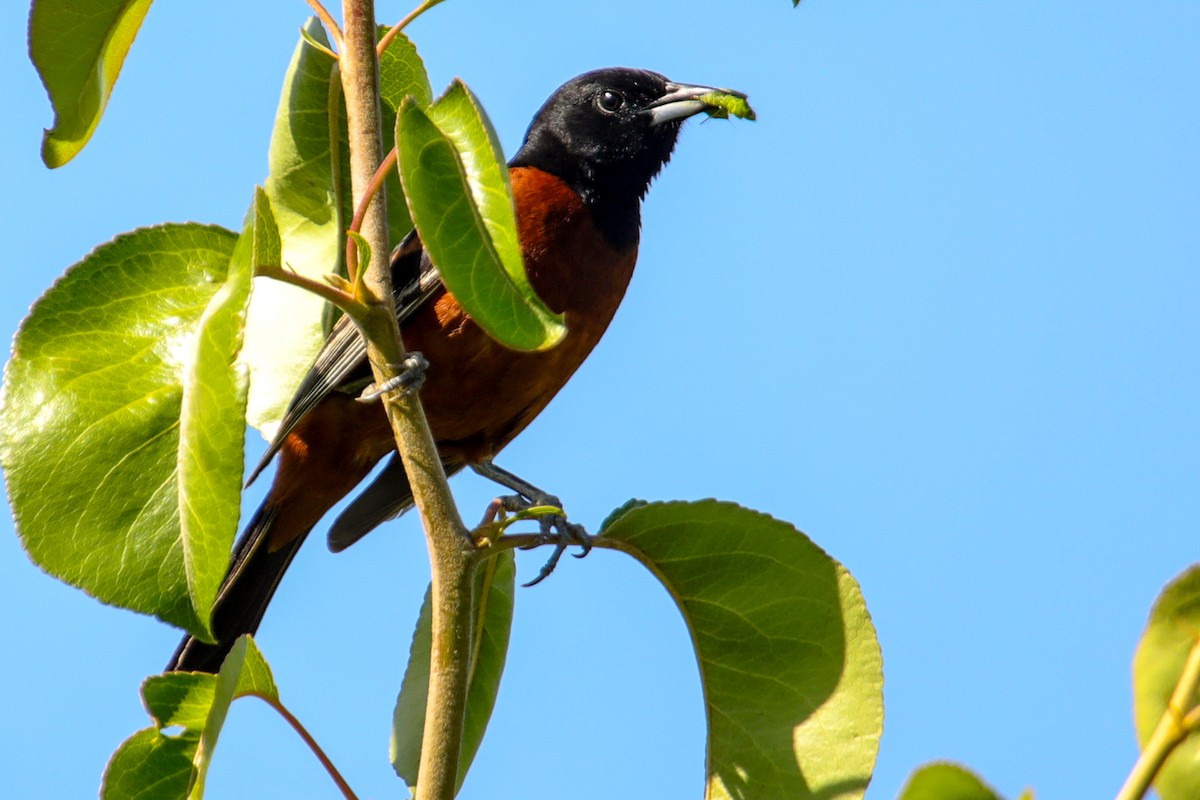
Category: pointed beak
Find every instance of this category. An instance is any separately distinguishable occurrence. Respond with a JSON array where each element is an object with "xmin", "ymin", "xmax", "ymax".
[{"xmin": 646, "ymin": 82, "xmax": 726, "ymax": 126}]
